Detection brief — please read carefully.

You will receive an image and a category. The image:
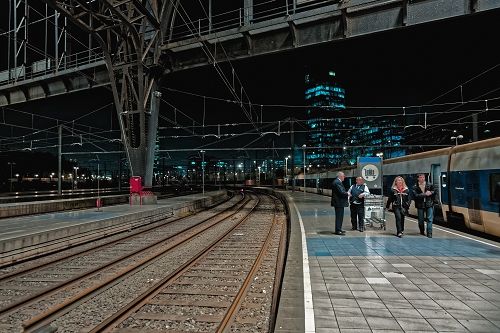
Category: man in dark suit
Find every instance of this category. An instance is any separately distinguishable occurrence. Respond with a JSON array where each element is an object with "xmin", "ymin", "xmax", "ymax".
[{"xmin": 331, "ymin": 172, "xmax": 350, "ymax": 235}]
